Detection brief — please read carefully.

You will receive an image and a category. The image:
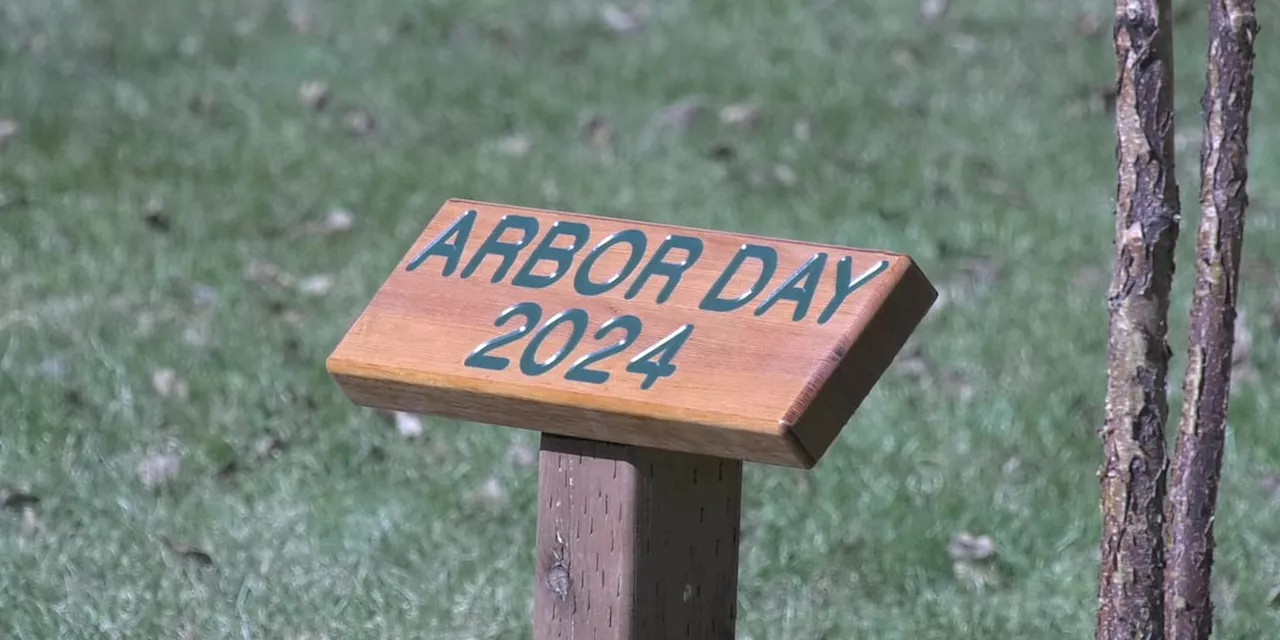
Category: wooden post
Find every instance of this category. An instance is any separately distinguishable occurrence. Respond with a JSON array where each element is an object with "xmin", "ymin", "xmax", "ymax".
[{"xmin": 534, "ymin": 435, "xmax": 742, "ymax": 639}]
